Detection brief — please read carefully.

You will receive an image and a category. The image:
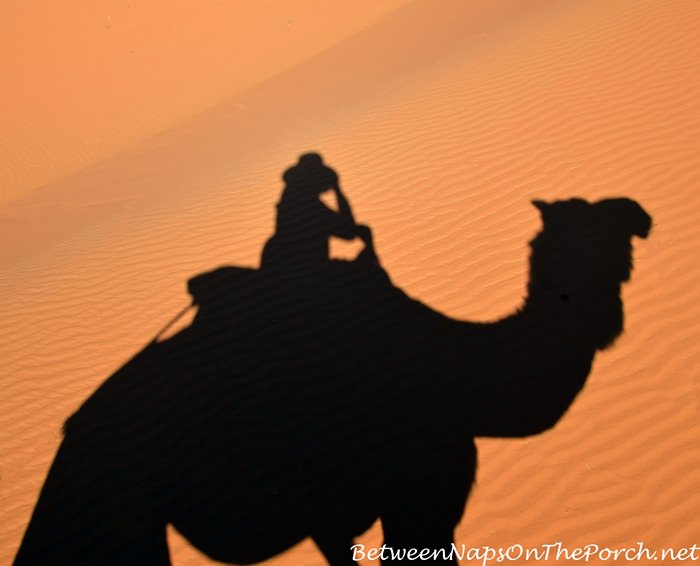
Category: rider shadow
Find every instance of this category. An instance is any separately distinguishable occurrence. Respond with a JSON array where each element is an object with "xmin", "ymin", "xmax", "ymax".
[{"xmin": 14, "ymin": 154, "xmax": 652, "ymax": 565}]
